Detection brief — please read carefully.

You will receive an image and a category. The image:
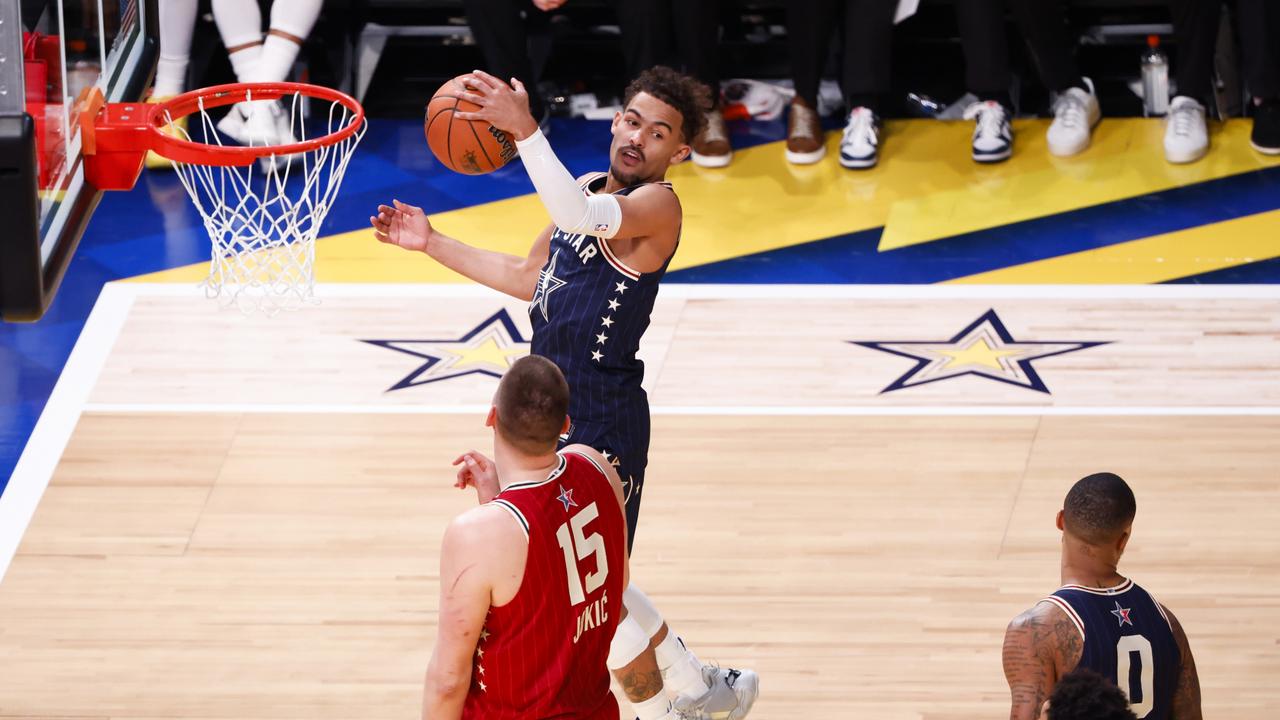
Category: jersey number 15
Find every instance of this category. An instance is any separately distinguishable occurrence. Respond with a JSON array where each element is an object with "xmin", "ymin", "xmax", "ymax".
[{"xmin": 555, "ymin": 502, "xmax": 608, "ymax": 606}]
